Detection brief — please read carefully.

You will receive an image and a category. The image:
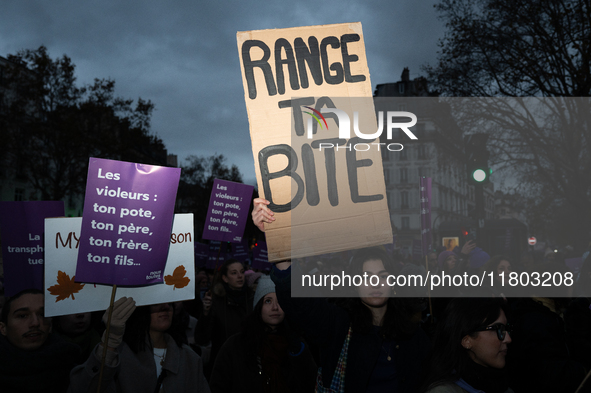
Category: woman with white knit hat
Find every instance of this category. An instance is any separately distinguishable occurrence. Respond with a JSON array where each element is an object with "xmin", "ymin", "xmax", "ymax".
[{"xmin": 209, "ymin": 275, "xmax": 317, "ymax": 393}]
